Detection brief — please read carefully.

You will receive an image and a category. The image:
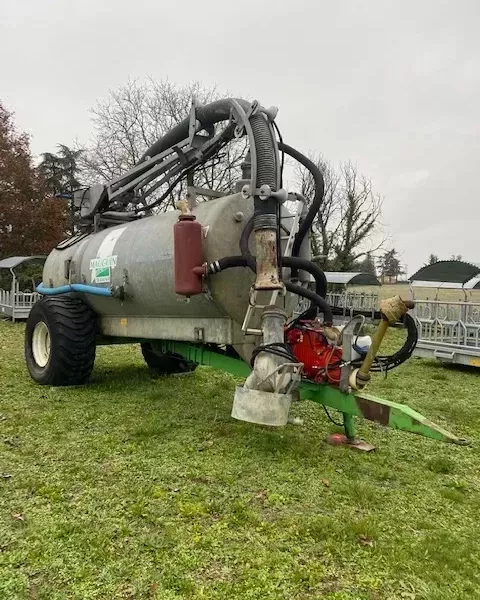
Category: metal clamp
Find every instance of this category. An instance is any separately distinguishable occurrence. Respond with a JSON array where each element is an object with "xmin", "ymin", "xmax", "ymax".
[
  {"xmin": 233, "ymin": 100, "xmax": 260, "ymax": 138},
  {"xmin": 241, "ymin": 184, "xmax": 288, "ymax": 203},
  {"xmin": 188, "ymin": 99, "xmax": 214, "ymax": 148},
  {"xmin": 259, "ymin": 106, "xmax": 279, "ymax": 122}
]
